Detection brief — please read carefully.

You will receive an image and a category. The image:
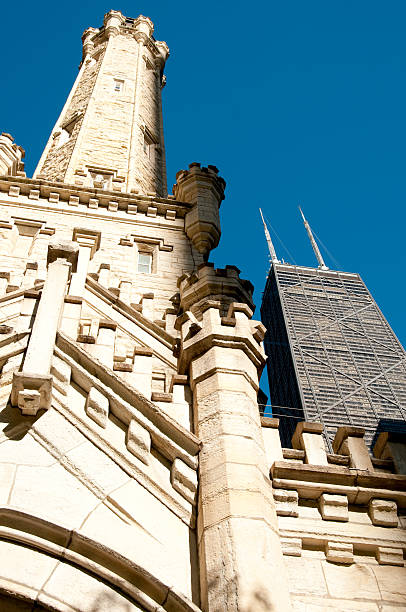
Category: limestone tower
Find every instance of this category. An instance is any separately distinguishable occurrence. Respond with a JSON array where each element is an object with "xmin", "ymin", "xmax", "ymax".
[
  {"xmin": 35, "ymin": 11, "xmax": 169, "ymax": 197},
  {"xmin": 0, "ymin": 9, "xmax": 405, "ymax": 612}
]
